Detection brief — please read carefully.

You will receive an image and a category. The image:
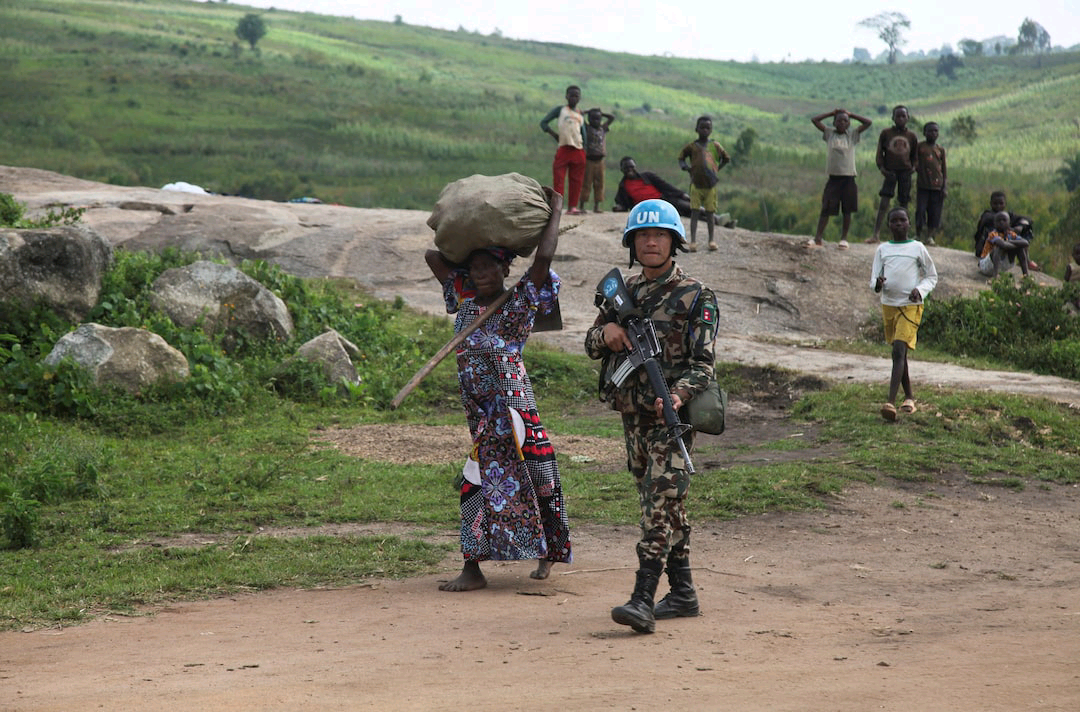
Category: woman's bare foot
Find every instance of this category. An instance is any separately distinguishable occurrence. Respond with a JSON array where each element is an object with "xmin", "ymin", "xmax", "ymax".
[
  {"xmin": 530, "ymin": 560, "xmax": 553, "ymax": 580},
  {"xmin": 438, "ymin": 561, "xmax": 487, "ymax": 592}
]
